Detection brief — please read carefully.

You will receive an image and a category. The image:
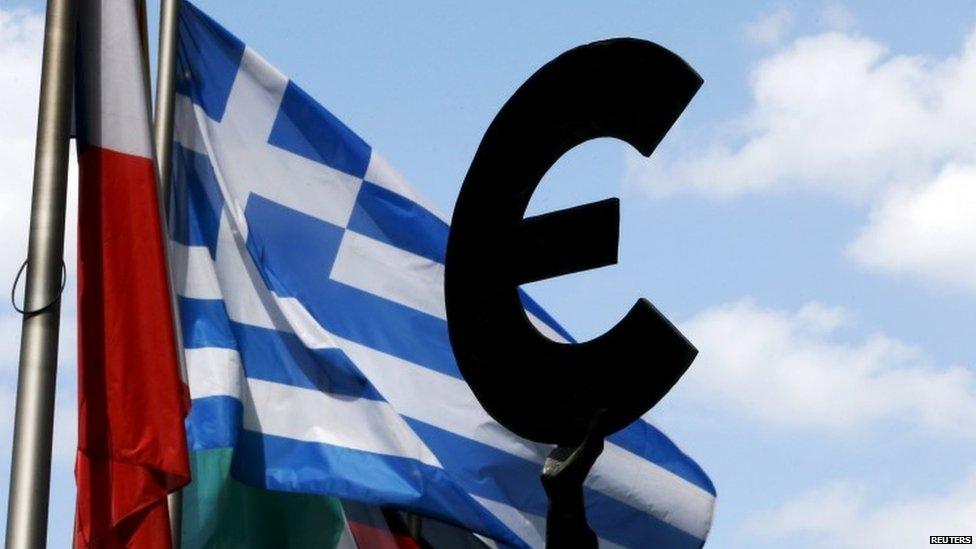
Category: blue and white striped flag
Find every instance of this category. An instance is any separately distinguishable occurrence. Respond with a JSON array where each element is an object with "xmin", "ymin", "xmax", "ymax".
[{"xmin": 170, "ymin": 3, "xmax": 716, "ymax": 547}]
